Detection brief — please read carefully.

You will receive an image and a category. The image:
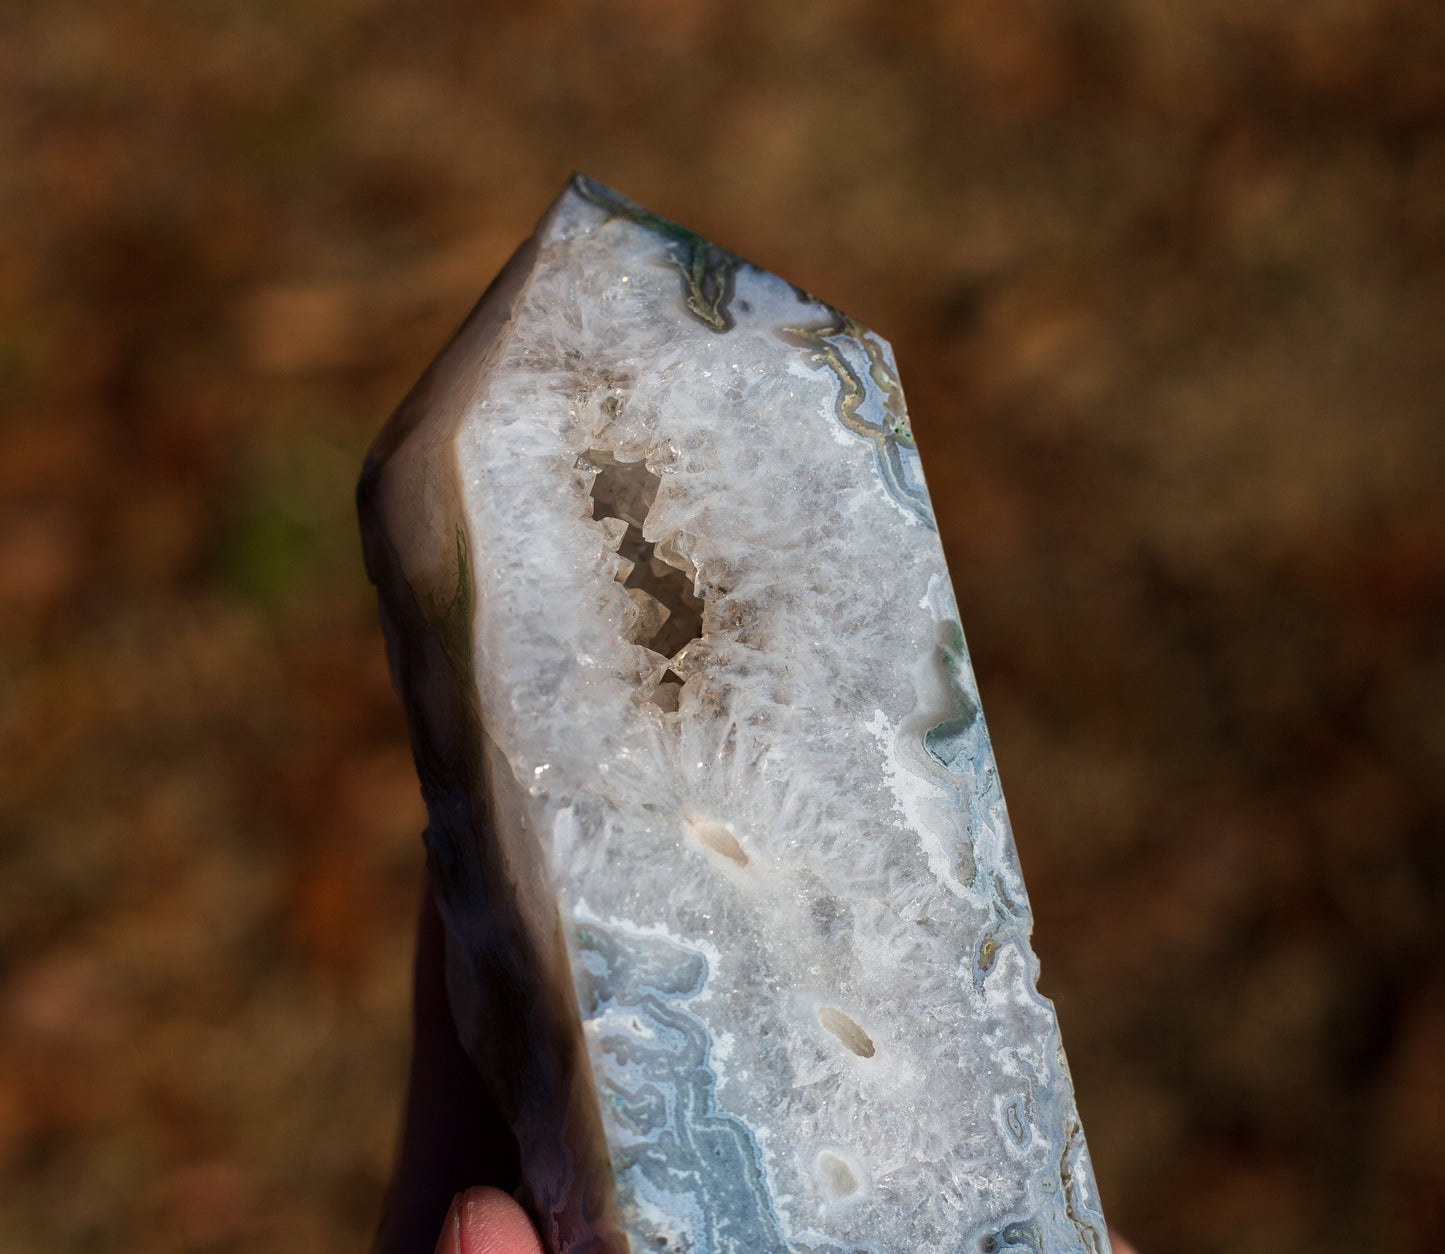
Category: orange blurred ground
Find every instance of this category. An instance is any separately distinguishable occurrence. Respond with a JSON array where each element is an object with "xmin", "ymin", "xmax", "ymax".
[{"xmin": 2, "ymin": 2, "xmax": 1443, "ymax": 1251}]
